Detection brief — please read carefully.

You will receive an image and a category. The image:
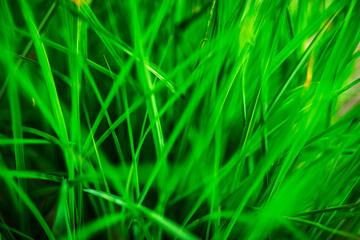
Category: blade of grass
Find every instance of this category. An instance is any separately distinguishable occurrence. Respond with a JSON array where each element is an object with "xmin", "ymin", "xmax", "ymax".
[
  {"xmin": 0, "ymin": 164, "xmax": 55, "ymax": 240},
  {"xmin": 285, "ymin": 216, "xmax": 360, "ymax": 239},
  {"xmin": 84, "ymin": 189, "xmax": 201, "ymax": 240}
]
